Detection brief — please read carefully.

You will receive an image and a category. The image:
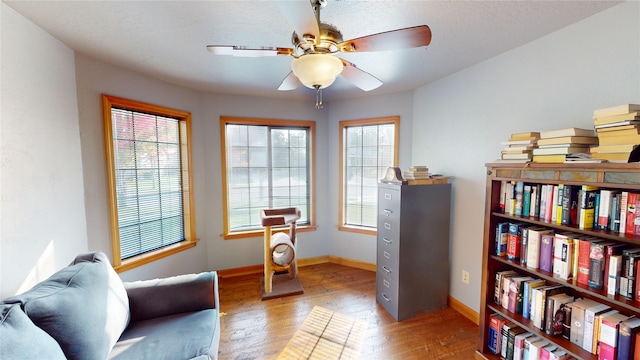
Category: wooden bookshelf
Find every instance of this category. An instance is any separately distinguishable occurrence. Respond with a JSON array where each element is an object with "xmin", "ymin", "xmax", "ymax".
[{"xmin": 476, "ymin": 162, "xmax": 640, "ymax": 360}]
